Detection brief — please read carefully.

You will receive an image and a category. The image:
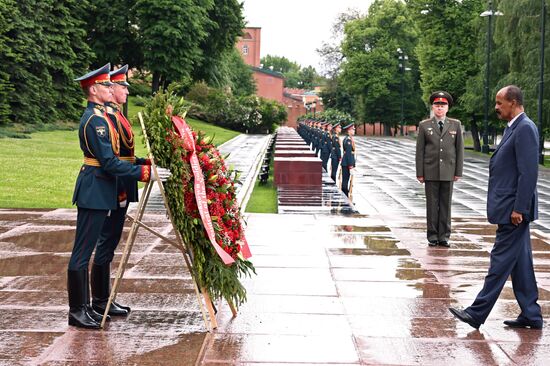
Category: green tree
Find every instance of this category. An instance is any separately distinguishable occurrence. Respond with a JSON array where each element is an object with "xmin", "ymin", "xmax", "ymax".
[
  {"xmin": 319, "ymin": 76, "xmax": 354, "ymax": 115},
  {"xmin": 260, "ymin": 55, "xmax": 323, "ymax": 88},
  {"xmin": 3, "ymin": 0, "xmax": 52, "ymax": 124},
  {"xmin": 135, "ymin": 0, "xmax": 213, "ymax": 93},
  {"xmin": 340, "ymin": 0, "xmax": 423, "ymax": 134},
  {"xmin": 0, "ymin": 0, "xmax": 91, "ymax": 126},
  {"xmin": 192, "ymin": 0, "xmax": 245, "ymax": 86},
  {"xmin": 408, "ymin": 0, "xmax": 484, "ymax": 146},
  {"xmin": 260, "ymin": 55, "xmax": 301, "ymax": 74},
  {"xmin": 299, "ymin": 66, "xmax": 318, "ymax": 89},
  {"xmin": 261, "ymin": 55, "xmax": 301, "ymax": 88},
  {"xmin": 85, "ymin": 0, "xmax": 143, "ymax": 69},
  {"xmin": 47, "ymin": 0, "xmax": 94, "ymax": 122},
  {"xmin": 491, "ymin": 0, "xmax": 550, "ymax": 141},
  {"xmin": 224, "ymin": 48, "xmax": 256, "ymax": 96},
  {"xmin": 0, "ymin": 0, "xmax": 15, "ymax": 125},
  {"xmin": 317, "ymin": 8, "xmax": 364, "ymax": 78}
]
